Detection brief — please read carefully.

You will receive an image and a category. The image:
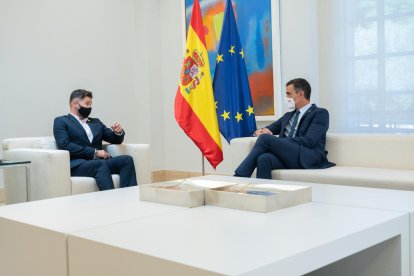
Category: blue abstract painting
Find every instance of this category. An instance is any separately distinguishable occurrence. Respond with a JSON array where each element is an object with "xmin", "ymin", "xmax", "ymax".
[{"xmin": 185, "ymin": 0, "xmax": 275, "ymax": 116}]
